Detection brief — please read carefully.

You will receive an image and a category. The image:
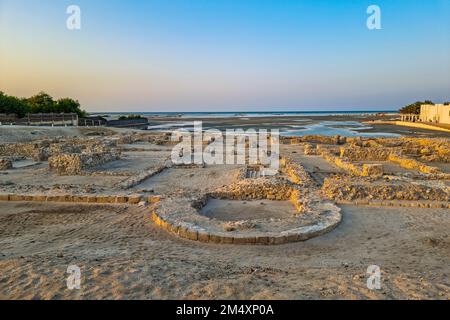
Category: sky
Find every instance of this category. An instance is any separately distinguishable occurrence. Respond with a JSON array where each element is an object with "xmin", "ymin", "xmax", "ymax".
[{"xmin": 0, "ymin": 0, "xmax": 449, "ymax": 112}]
